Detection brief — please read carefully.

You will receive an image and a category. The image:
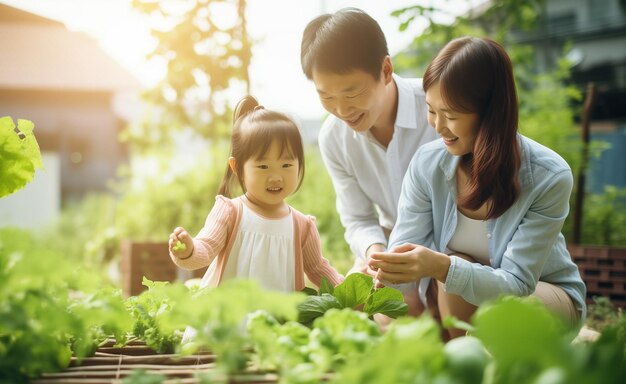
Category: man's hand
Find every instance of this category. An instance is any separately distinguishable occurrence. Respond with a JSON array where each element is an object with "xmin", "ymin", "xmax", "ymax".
[{"xmin": 364, "ymin": 243, "xmax": 386, "ymax": 277}]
